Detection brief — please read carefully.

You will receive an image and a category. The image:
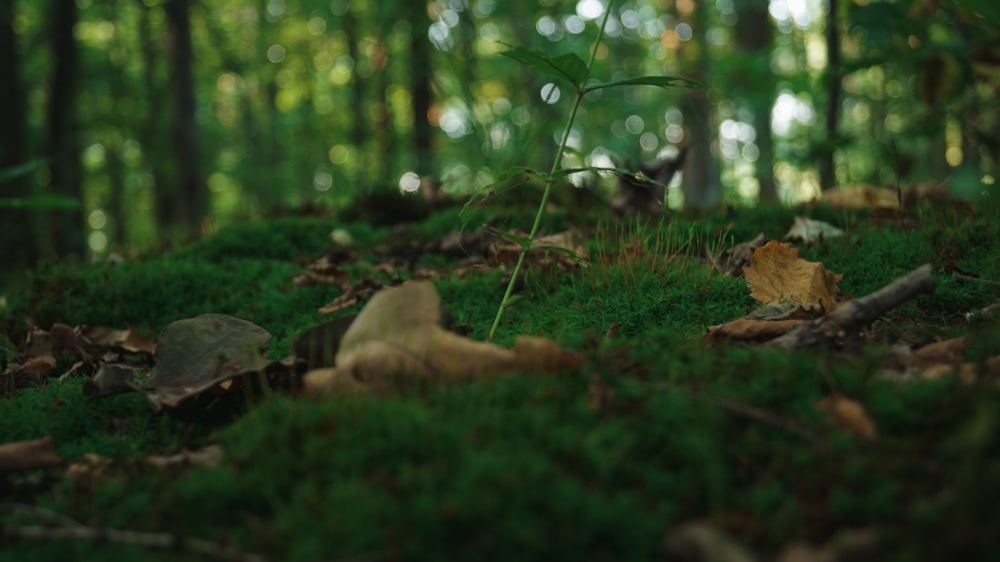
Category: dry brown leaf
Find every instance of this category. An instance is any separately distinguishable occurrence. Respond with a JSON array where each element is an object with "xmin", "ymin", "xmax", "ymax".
[
  {"xmin": 744, "ymin": 241, "xmax": 843, "ymax": 312},
  {"xmin": 488, "ymin": 229, "xmax": 588, "ymax": 271},
  {"xmin": 318, "ymin": 279, "xmax": 383, "ymax": 315},
  {"xmin": 706, "ymin": 318, "xmax": 806, "ymax": 344},
  {"xmin": 907, "ymin": 337, "xmax": 965, "ymax": 367},
  {"xmin": 715, "ymin": 233, "xmax": 767, "ymax": 277},
  {"xmin": 304, "ymin": 281, "xmax": 583, "ymax": 395},
  {"xmin": 818, "ymin": 395, "xmax": 878, "ymax": 440},
  {"xmin": 294, "ymin": 254, "xmax": 352, "ymax": 288},
  {"xmin": 21, "ymin": 355, "xmax": 57, "ymax": 376},
  {"xmin": 66, "ymin": 453, "xmax": 113, "ymax": 484},
  {"xmin": 0, "ymin": 435, "xmax": 62, "ymax": 475},
  {"xmin": 818, "ymin": 184, "xmax": 900, "ymax": 209},
  {"xmin": 145, "ymin": 445, "xmax": 224, "ymax": 469}
]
